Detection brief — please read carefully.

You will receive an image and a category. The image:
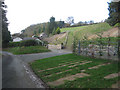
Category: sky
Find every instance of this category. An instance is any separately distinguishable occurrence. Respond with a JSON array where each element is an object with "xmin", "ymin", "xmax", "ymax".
[{"xmin": 5, "ymin": 0, "xmax": 110, "ymax": 34}]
